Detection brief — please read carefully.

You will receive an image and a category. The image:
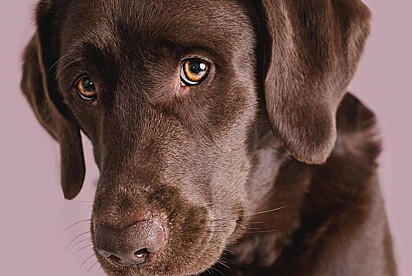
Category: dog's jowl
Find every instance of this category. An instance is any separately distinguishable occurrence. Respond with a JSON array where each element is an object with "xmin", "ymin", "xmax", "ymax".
[{"xmin": 21, "ymin": 0, "xmax": 397, "ymax": 275}]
